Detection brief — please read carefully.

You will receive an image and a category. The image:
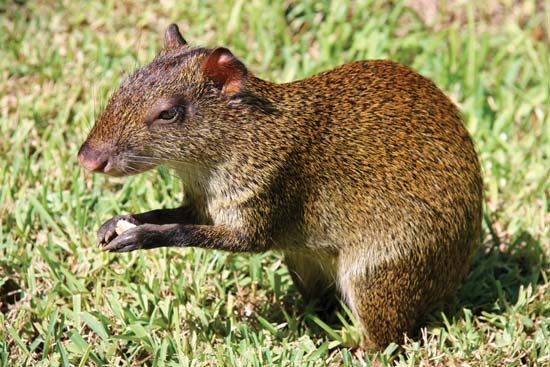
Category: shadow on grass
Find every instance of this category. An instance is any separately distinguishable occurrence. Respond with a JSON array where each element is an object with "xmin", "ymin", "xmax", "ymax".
[
  {"xmin": 0, "ymin": 277, "xmax": 22, "ymax": 314},
  {"xmin": 453, "ymin": 226, "xmax": 547, "ymax": 315}
]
